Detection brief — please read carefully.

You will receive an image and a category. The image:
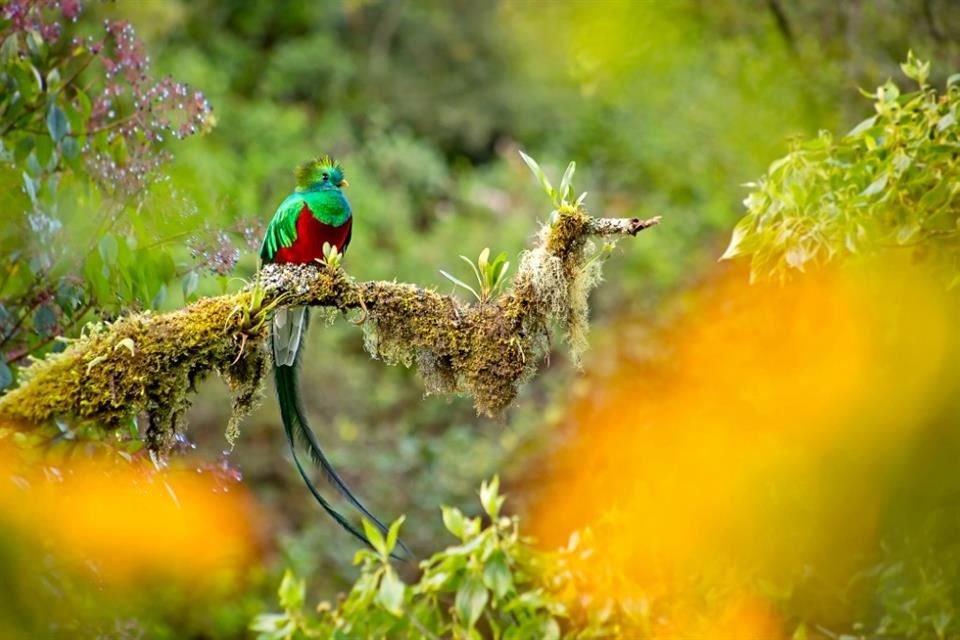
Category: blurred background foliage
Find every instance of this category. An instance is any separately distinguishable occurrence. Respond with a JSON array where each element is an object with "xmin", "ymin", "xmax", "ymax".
[{"xmin": 2, "ymin": 0, "xmax": 960, "ymax": 638}]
